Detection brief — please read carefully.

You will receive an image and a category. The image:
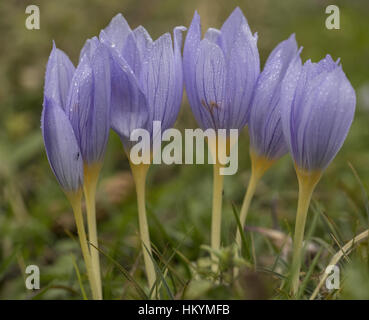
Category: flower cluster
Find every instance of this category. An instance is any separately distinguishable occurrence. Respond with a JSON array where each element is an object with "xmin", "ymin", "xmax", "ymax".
[{"xmin": 41, "ymin": 7, "xmax": 356, "ymax": 298}]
